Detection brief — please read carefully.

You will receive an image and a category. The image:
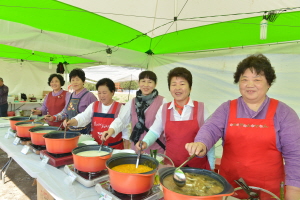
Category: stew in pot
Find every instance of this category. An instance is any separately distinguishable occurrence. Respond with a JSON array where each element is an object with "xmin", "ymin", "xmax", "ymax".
[
  {"xmin": 112, "ymin": 164, "xmax": 153, "ymax": 174},
  {"xmin": 163, "ymin": 173, "xmax": 224, "ymax": 196}
]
